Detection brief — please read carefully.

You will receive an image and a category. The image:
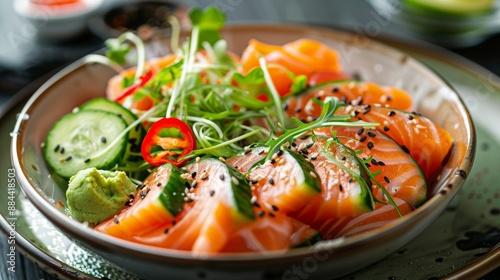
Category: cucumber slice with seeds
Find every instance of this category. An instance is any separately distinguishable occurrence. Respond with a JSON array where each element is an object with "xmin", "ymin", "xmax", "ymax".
[
  {"xmin": 44, "ymin": 110, "xmax": 128, "ymax": 179},
  {"xmin": 80, "ymin": 97, "xmax": 145, "ymax": 164}
]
